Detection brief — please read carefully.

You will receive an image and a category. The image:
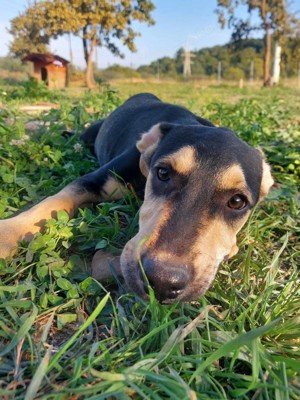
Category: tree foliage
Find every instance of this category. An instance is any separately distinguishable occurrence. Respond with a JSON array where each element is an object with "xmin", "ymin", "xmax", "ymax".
[
  {"xmin": 9, "ymin": 0, "xmax": 155, "ymax": 87},
  {"xmin": 216, "ymin": 0, "xmax": 300, "ymax": 86},
  {"xmin": 9, "ymin": 4, "xmax": 50, "ymax": 57},
  {"xmin": 138, "ymin": 40, "xmax": 264, "ymax": 79},
  {"xmin": 137, "ymin": 37, "xmax": 299, "ymax": 80}
]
